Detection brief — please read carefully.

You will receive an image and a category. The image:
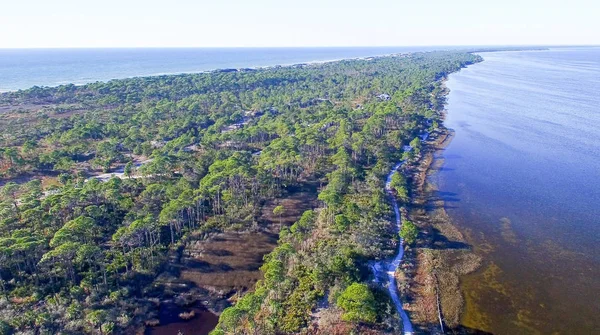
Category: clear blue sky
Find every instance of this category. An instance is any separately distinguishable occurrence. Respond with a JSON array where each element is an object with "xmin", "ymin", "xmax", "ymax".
[{"xmin": 1, "ymin": 0, "xmax": 598, "ymax": 48}]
